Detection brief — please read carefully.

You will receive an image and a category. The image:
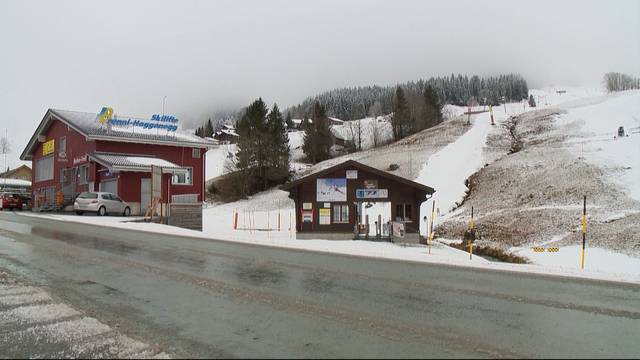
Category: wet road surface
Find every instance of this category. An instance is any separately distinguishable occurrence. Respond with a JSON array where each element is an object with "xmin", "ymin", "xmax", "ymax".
[{"xmin": 0, "ymin": 211, "xmax": 639, "ymax": 358}]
